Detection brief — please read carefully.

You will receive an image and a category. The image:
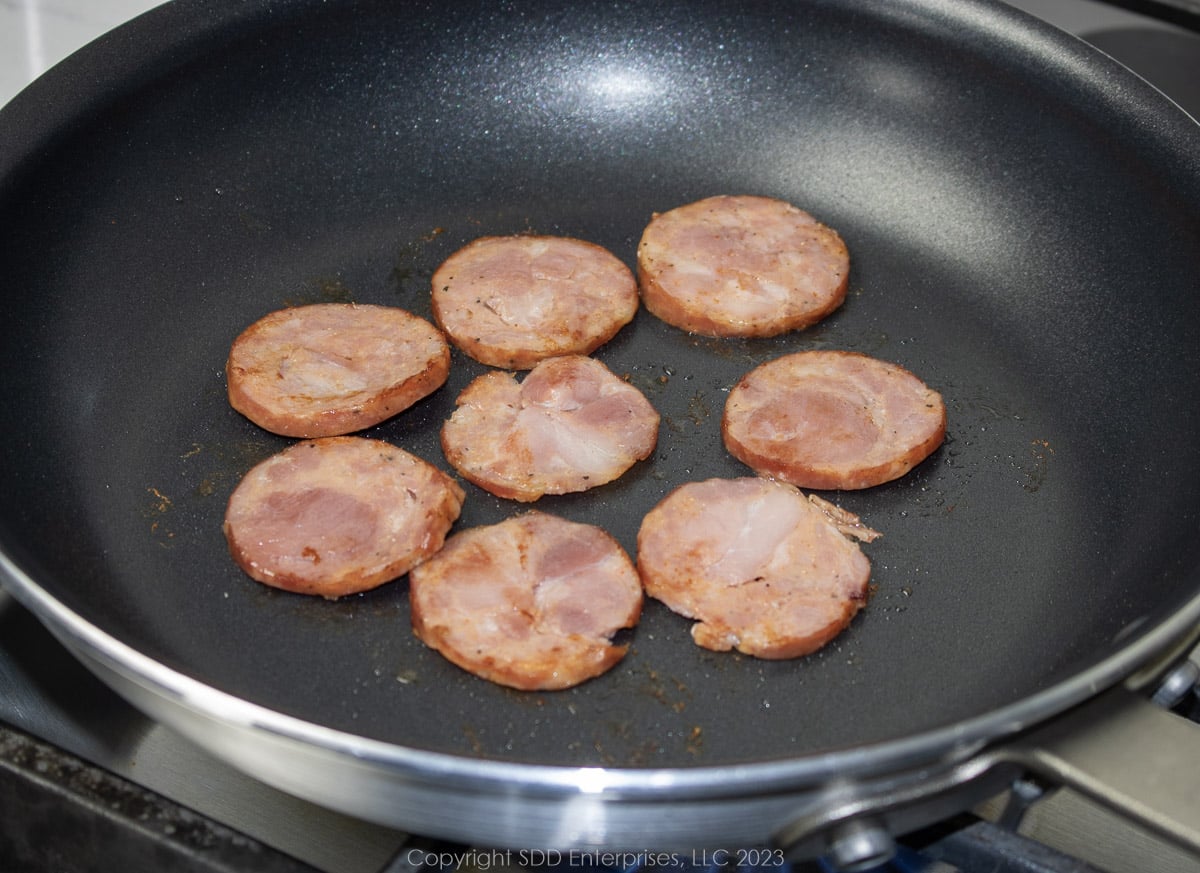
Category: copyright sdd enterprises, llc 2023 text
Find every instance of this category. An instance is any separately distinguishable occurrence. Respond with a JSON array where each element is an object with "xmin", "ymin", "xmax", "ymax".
[{"xmin": 402, "ymin": 848, "xmax": 788, "ymax": 870}]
